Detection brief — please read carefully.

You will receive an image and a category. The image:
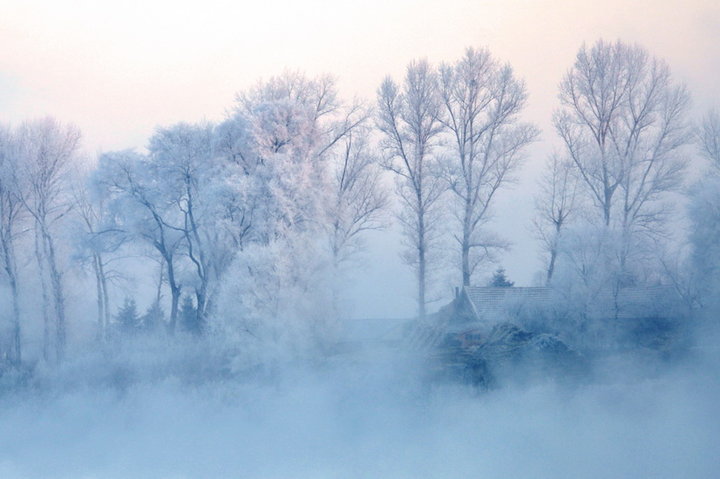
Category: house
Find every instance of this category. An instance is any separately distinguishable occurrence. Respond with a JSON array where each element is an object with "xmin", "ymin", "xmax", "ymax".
[
  {"xmin": 408, "ymin": 283, "xmax": 686, "ymax": 353},
  {"xmin": 450, "ymin": 284, "xmax": 687, "ymax": 351}
]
